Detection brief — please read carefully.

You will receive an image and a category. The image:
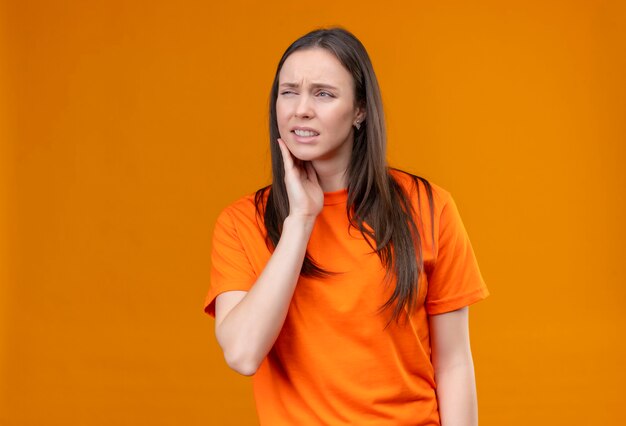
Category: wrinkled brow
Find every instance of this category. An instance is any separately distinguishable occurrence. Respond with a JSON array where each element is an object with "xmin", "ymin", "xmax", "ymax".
[{"xmin": 279, "ymin": 82, "xmax": 340, "ymax": 91}]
